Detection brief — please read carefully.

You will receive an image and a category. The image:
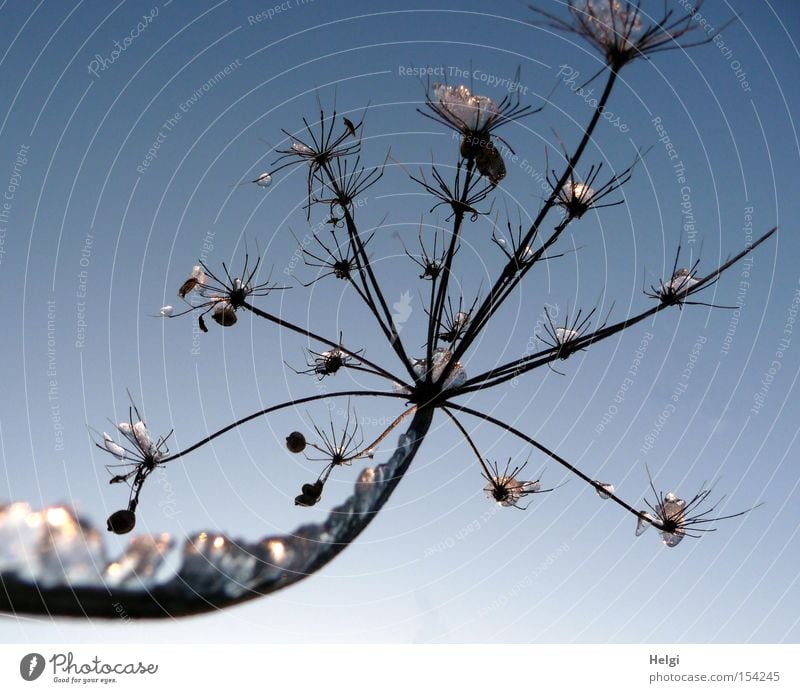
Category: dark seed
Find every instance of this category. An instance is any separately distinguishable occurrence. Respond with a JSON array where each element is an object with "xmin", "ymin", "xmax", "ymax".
[
  {"xmin": 286, "ymin": 431, "xmax": 306, "ymax": 453},
  {"xmin": 106, "ymin": 509, "xmax": 136, "ymax": 534}
]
